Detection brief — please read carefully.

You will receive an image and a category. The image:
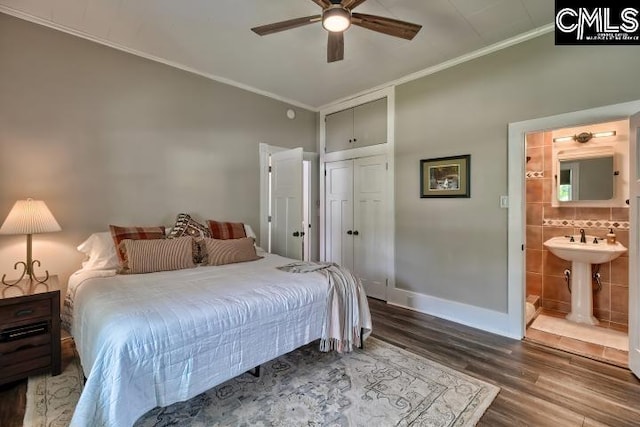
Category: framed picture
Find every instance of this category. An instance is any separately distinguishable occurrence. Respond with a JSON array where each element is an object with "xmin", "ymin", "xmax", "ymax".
[{"xmin": 420, "ymin": 155, "xmax": 470, "ymax": 198}]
